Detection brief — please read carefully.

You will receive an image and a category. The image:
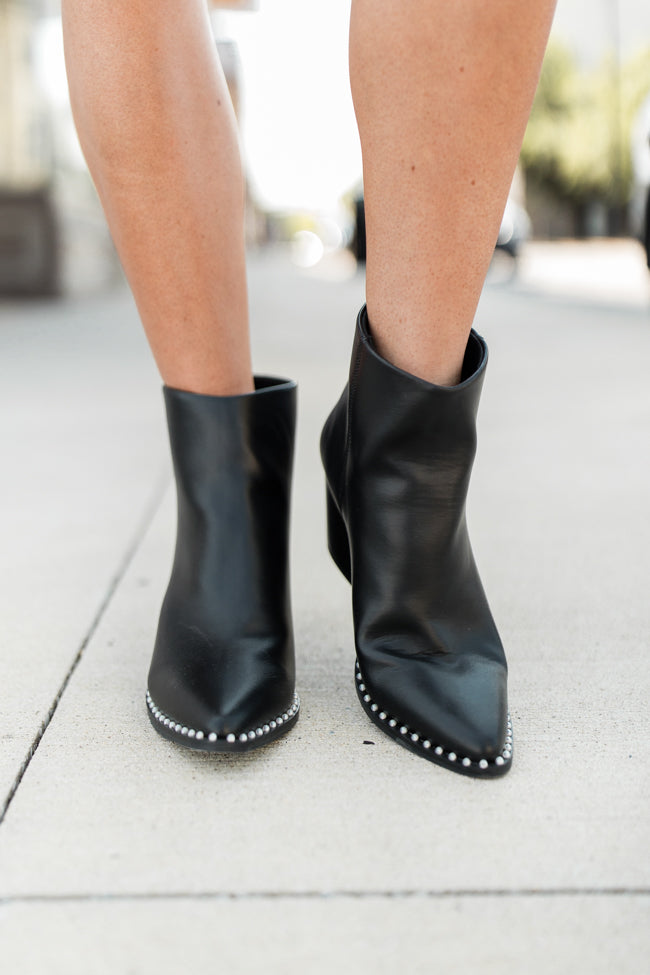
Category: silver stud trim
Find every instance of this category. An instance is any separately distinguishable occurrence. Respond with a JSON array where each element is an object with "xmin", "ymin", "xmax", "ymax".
[
  {"xmin": 146, "ymin": 690, "xmax": 300, "ymax": 746},
  {"xmin": 354, "ymin": 662, "xmax": 512, "ymax": 773}
]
